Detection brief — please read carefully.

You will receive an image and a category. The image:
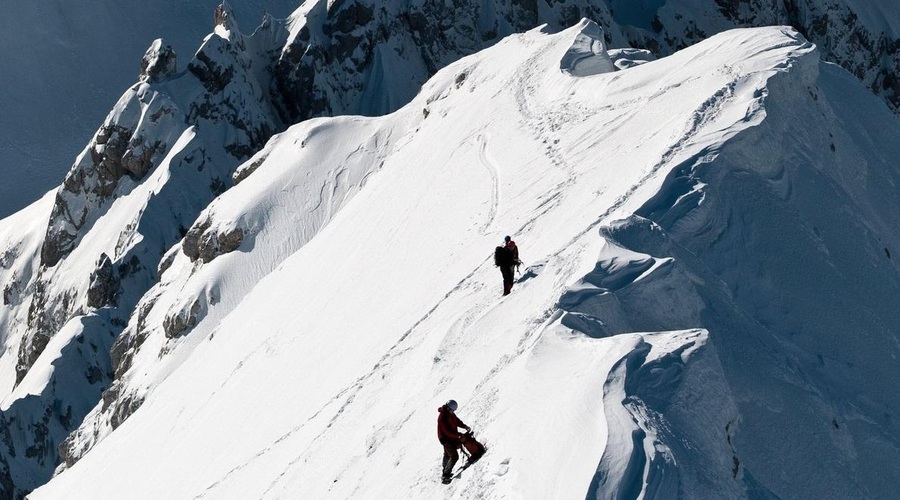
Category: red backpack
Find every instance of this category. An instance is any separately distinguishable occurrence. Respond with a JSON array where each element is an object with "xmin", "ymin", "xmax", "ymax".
[{"xmin": 460, "ymin": 433, "xmax": 486, "ymax": 464}]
